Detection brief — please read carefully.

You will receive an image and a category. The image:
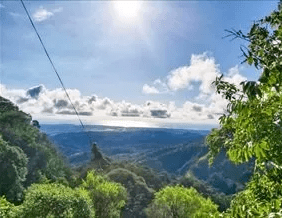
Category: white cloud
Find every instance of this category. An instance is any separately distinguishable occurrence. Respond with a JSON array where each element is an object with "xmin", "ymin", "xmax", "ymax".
[
  {"xmin": 143, "ymin": 79, "xmax": 170, "ymax": 95},
  {"xmin": 142, "ymin": 84, "xmax": 159, "ymax": 94},
  {"xmin": 33, "ymin": 7, "xmax": 54, "ymax": 22},
  {"xmin": 0, "ymin": 84, "xmax": 176, "ymax": 120},
  {"xmin": 141, "ymin": 53, "xmax": 247, "ymax": 120},
  {"xmin": 1, "ymin": 80, "xmax": 242, "ymax": 127},
  {"xmin": 171, "ymin": 101, "xmax": 213, "ymax": 121},
  {"xmin": 224, "ymin": 65, "xmax": 247, "ymax": 87},
  {"xmin": 167, "ymin": 53, "xmax": 220, "ymax": 94},
  {"xmin": 143, "ymin": 53, "xmax": 247, "ymax": 98},
  {"xmin": 143, "ymin": 101, "xmax": 171, "ymax": 118},
  {"xmin": 143, "ymin": 53, "xmax": 221, "ymax": 95},
  {"xmin": 32, "ymin": 6, "xmax": 63, "ymax": 22},
  {"xmin": 0, "ymin": 3, "xmax": 4, "ymax": 9}
]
